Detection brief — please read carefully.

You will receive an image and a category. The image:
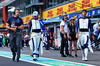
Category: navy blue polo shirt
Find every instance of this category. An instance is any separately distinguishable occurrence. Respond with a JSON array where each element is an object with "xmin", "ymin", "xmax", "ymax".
[{"xmin": 7, "ymin": 16, "xmax": 23, "ymax": 33}]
